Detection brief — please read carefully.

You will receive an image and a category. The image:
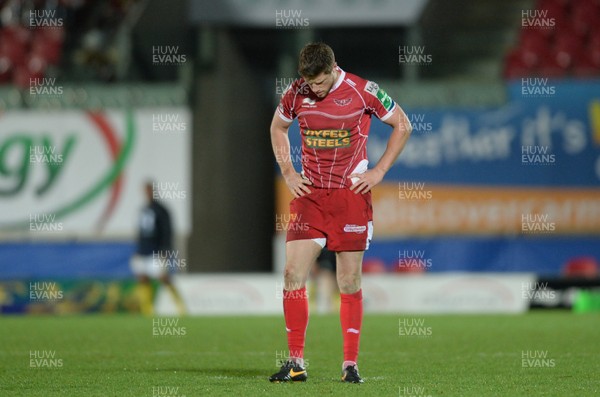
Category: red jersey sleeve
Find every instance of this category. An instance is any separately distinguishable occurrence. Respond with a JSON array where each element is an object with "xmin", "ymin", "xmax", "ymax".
[
  {"xmin": 362, "ymin": 80, "xmax": 397, "ymax": 122},
  {"xmin": 277, "ymin": 80, "xmax": 303, "ymax": 123}
]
